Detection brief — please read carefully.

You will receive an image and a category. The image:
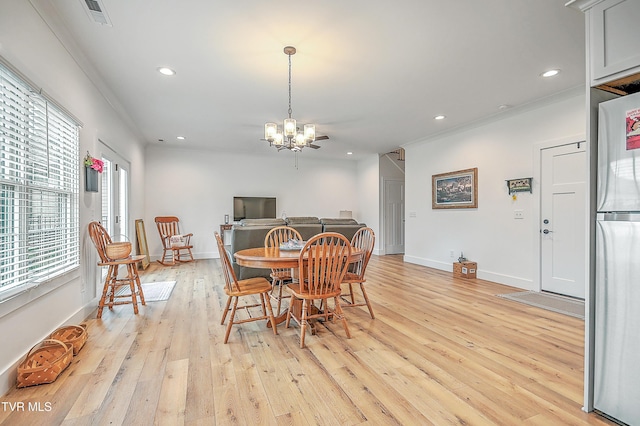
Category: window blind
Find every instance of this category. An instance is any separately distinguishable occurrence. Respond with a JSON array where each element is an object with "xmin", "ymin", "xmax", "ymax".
[{"xmin": 0, "ymin": 62, "xmax": 80, "ymax": 302}]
